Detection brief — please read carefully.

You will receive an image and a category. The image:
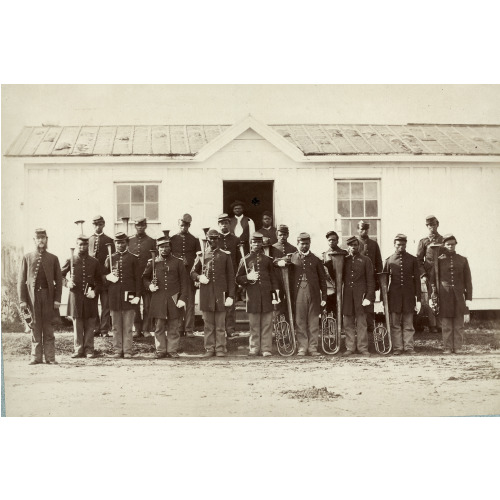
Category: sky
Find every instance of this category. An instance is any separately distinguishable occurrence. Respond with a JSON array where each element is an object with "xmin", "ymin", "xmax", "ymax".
[{"xmin": 2, "ymin": 84, "xmax": 500, "ymax": 154}]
